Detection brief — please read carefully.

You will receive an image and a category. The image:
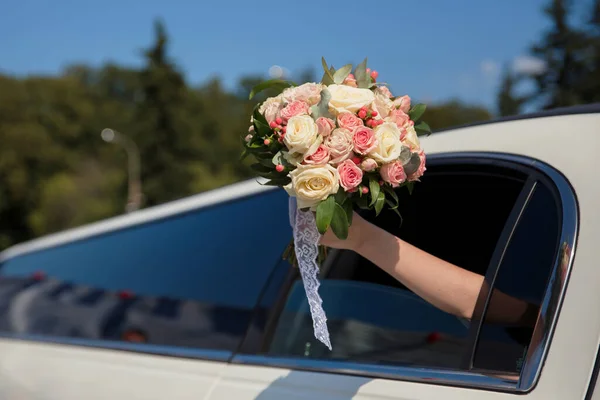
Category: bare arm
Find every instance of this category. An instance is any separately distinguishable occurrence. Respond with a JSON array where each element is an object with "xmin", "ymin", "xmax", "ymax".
[{"xmin": 321, "ymin": 212, "xmax": 535, "ymax": 325}]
